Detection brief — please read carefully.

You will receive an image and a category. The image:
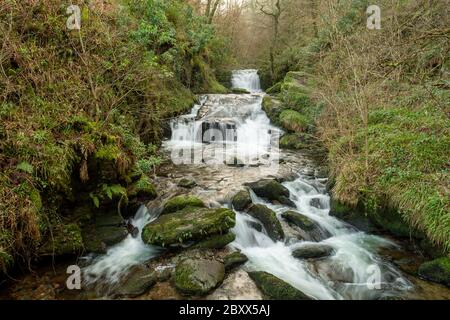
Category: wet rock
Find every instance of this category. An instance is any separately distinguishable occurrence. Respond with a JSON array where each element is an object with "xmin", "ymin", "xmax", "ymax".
[
  {"xmin": 418, "ymin": 257, "xmax": 450, "ymax": 287},
  {"xmin": 247, "ymin": 221, "xmax": 263, "ymax": 232},
  {"xmin": 281, "ymin": 211, "xmax": 330, "ymax": 242},
  {"xmin": 38, "ymin": 223, "xmax": 83, "ymax": 257},
  {"xmin": 207, "ymin": 270, "xmax": 263, "ymax": 300},
  {"xmin": 231, "ymin": 189, "xmax": 252, "ymax": 211},
  {"xmin": 247, "ymin": 204, "xmax": 284, "ymax": 241},
  {"xmin": 292, "ymin": 244, "xmax": 335, "ymax": 260},
  {"xmin": 193, "ymin": 232, "xmax": 236, "ymax": 249},
  {"xmin": 231, "ymin": 88, "xmax": 250, "ymax": 94},
  {"xmin": 82, "ymin": 211, "xmax": 128, "ymax": 254},
  {"xmin": 142, "ymin": 207, "xmax": 235, "ymax": 247},
  {"xmin": 174, "ymin": 258, "xmax": 225, "ymax": 296},
  {"xmin": 309, "ymin": 260, "xmax": 355, "ymax": 284},
  {"xmin": 178, "ymin": 178, "xmax": 197, "ymax": 189},
  {"xmin": 161, "ymin": 195, "xmax": 205, "ymax": 214},
  {"xmin": 224, "ymin": 252, "xmax": 248, "ymax": 271},
  {"xmin": 309, "ymin": 198, "xmax": 324, "ymax": 209},
  {"xmin": 248, "ymin": 271, "xmax": 312, "ymax": 300},
  {"xmin": 245, "ymin": 179, "xmax": 295, "ymax": 207},
  {"xmin": 127, "ymin": 175, "xmax": 157, "ymax": 200},
  {"xmin": 115, "ymin": 265, "xmax": 157, "ymax": 298}
]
